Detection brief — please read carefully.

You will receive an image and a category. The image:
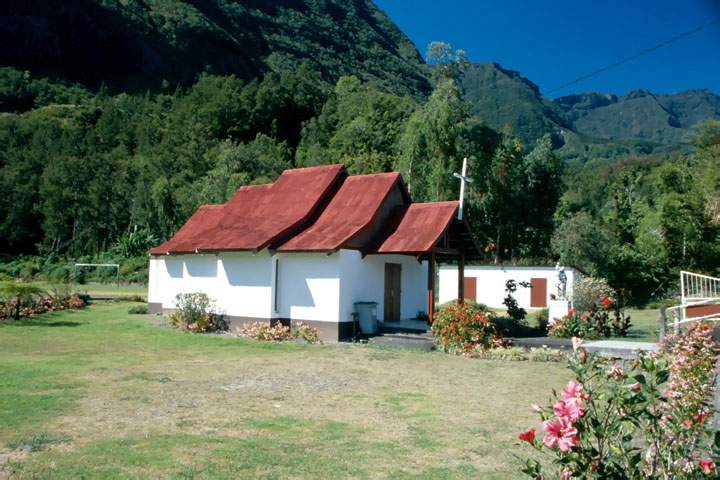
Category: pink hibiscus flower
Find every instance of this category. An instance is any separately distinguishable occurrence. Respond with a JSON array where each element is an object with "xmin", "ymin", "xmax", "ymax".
[
  {"xmin": 561, "ymin": 380, "xmax": 587, "ymax": 404},
  {"xmin": 542, "ymin": 418, "xmax": 579, "ymax": 451},
  {"xmin": 553, "ymin": 399, "xmax": 586, "ymax": 421}
]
